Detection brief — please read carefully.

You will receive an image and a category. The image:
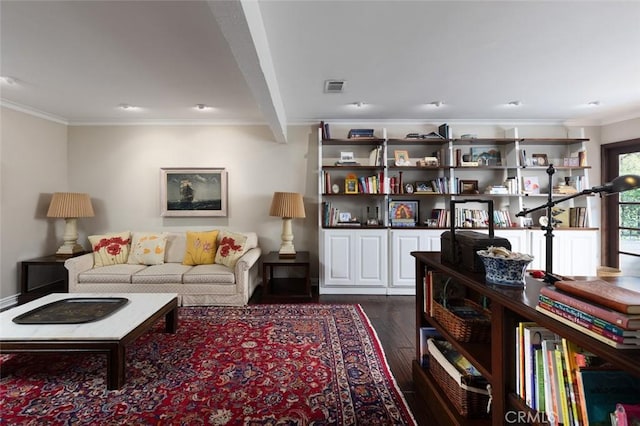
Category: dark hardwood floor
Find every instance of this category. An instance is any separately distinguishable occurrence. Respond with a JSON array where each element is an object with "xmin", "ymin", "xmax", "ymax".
[{"xmin": 250, "ymin": 288, "xmax": 435, "ymax": 425}]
